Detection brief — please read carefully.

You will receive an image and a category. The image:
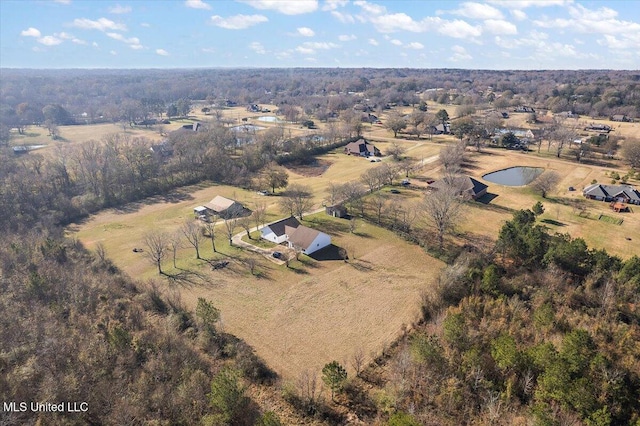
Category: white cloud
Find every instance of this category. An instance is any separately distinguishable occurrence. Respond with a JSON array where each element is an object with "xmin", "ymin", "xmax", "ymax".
[
  {"xmin": 238, "ymin": 0, "xmax": 318, "ymax": 15},
  {"xmin": 54, "ymin": 0, "xmax": 71, "ymax": 4},
  {"xmin": 109, "ymin": 4, "xmax": 132, "ymax": 14},
  {"xmin": 297, "ymin": 27, "xmax": 315, "ymax": 37},
  {"xmin": 338, "ymin": 34, "xmax": 356, "ymax": 41},
  {"xmin": 106, "ymin": 32, "xmax": 143, "ymax": 49},
  {"xmin": 110, "ymin": 50, "xmax": 117, "ymax": 55},
  {"xmin": 438, "ymin": 19, "xmax": 482, "ymax": 39},
  {"xmin": 322, "ymin": 0, "xmax": 348, "ymax": 11},
  {"xmin": 156, "ymin": 49, "xmax": 169, "ymax": 56},
  {"xmin": 368, "ymin": 38, "xmax": 379, "ymax": 46},
  {"xmin": 140, "ymin": 22, "xmax": 151, "ymax": 28},
  {"xmin": 185, "ymin": 0, "xmax": 211, "ymax": 10},
  {"xmin": 55, "ymin": 31, "xmax": 87, "ymax": 44},
  {"xmin": 511, "ymin": 9, "xmax": 527, "ymax": 20},
  {"xmin": 406, "ymin": 42, "xmax": 424, "ymax": 49},
  {"xmin": 369, "ymin": 13, "xmax": 438, "ymax": 33},
  {"xmin": 450, "ymin": 45, "xmax": 472, "ymax": 61},
  {"xmin": 598, "ymin": 34, "xmax": 640, "ymax": 50},
  {"xmin": 331, "ymin": 10, "xmax": 355, "ymax": 23},
  {"xmin": 390, "ymin": 39, "xmax": 402, "ymax": 46},
  {"xmin": 210, "ymin": 14, "xmax": 268, "ymax": 29},
  {"xmin": 249, "ymin": 41, "xmax": 267, "ymax": 54},
  {"xmin": 92, "ymin": 41, "xmax": 99, "ymax": 47},
  {"xmin": 354, "ymin": 0, "xmax": 386, "ymax": 15},
  {"xmin": 484, "ymin": 19, "xmax": 517, "ymax": 35},
  {"xmin": 202, "ymin": 47, "xmax": 215, "ymax": 53},
  {"xmin": 295, "ymin": 41, "xmax": 339, "ymax": 55},
  {"xmin": 21, "ymin": 27, "xmax": 41, "ymax": 37},
  {"xmin": 71, "ymin": 18, "xmax": 127, "ymax": 32},
  {"xmin": 487, "ymin": 0, "xmax": 573, "ymax": 9},
  {"xmin": 38, "ymin": 35, "xmax": 63, "ymax": 46},
  {"xmin": 452, "ymin": 2, "xmax": 503, "ymax": 20}
]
